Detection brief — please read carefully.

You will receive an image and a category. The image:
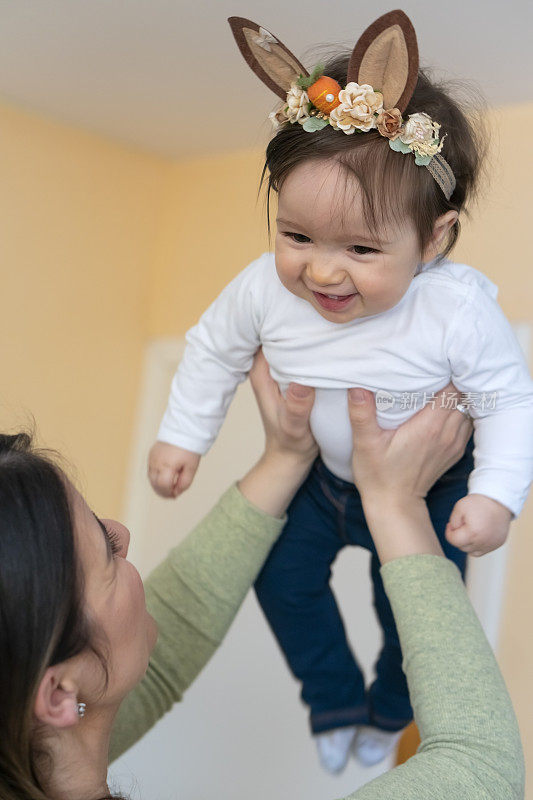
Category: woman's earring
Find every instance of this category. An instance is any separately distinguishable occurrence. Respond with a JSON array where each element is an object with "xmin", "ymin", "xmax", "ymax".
[{"xmin": 77, "ymin": 702, "xmax": 87, "ymax": 718}]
